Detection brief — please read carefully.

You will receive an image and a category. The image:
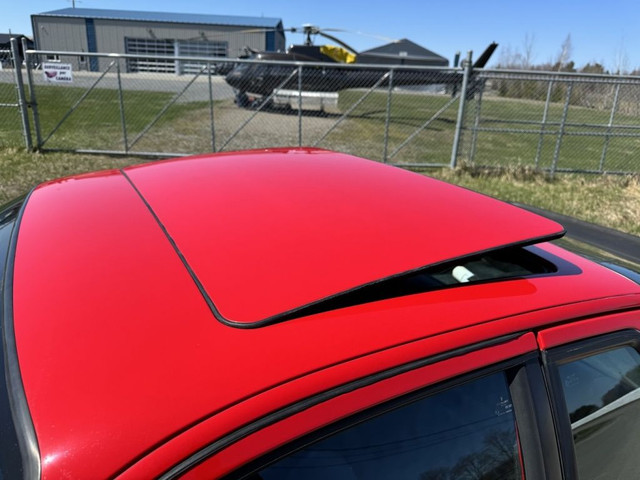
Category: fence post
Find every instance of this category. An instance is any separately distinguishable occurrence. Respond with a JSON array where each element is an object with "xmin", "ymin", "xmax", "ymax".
[
  {"xmin": 450, "ymin": 50, "xmax": 472, "ymax": 169},
  {"xmin": 535, "ymin": 79, "xmax": 554, "ymax": 167},
  {"xmin": 382, "ymin": 68, "xmax": 394, "ymax": 163},
  {"xmin": 551, "ymin": 83, "xmax": 573, "ymax": 176},
  {"xmin": 10, "ymin": 38, "xmax": 32, "ymax": 150},
  {"xmin": 21, "ymin": 38, "xmax": 42, "ymax": 150},
  {"xmin": 208, "ymin": 62, "xmax": 216, "ymax": 152},
  {"xmin": 468, "ymin": 80, "xmax": 484, "ymax": 163},
  {"xmin": 115, "ymin": 60, "xmax": 128, "ymax": 153},
  {"xmin": 599, "ymin": 83, "xmax": 620, "ymax": 172},
  {"xmin": 298, "ymin": 65, "xmax": 303, "ymax": 147}
]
